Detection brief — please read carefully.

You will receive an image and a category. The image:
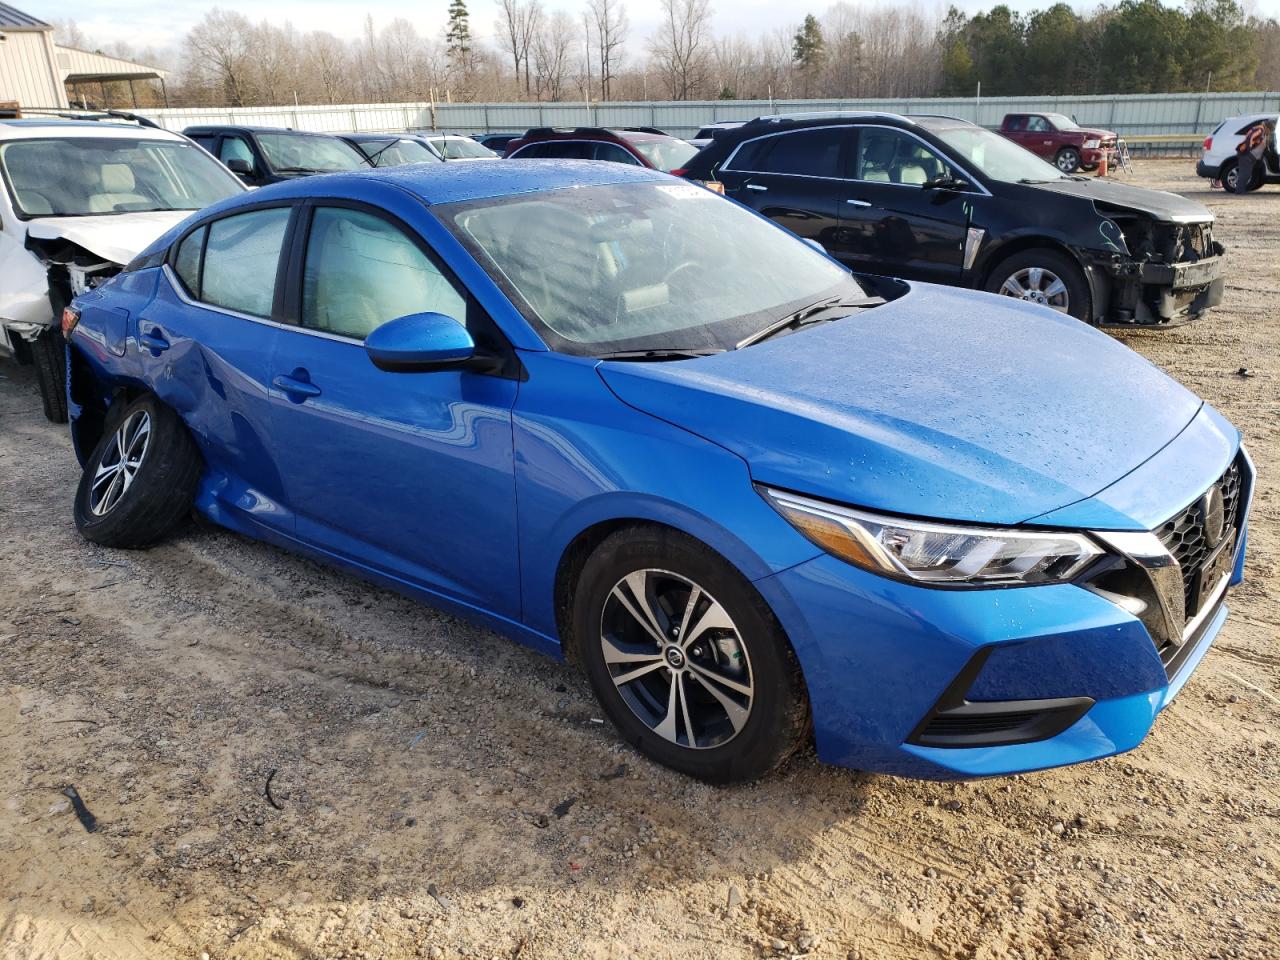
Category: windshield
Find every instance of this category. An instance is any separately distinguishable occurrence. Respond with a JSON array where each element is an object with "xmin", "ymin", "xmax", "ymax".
[
  {"xmin": 630, "ymin": 138, "xmax": 699, "ymax": 172},
  {"xmin": 430, "ymin": 137, "xmax": 497, "ymax": 159},
  {"xmin": 358, "ymin": 138, "xmax": 440, "ymax": 166},
  {"xmin": 930, "ymin": 125, "xmax": 1069, "ymax": 183},
  {"xmin": 439, "ymin": 181, "xmax": 860, "ymax": 356},
  {"xmin": 1044, "ymin": 113, "xmax": 1079, "ymax": 130},
  {"xmin": 0, "ymin": 136, "xmax": 242, "ymax": 219},
  {"xmin": 257, "ymin": 133, "xmax": 367, "ymax": 172}
]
